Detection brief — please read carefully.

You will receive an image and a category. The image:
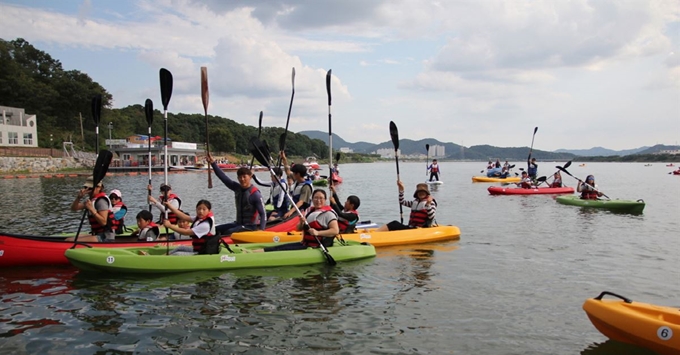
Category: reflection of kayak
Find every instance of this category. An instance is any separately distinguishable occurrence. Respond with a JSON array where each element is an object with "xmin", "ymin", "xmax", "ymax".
[
  {"xmin": 488, "ymin": 186, "xmax": 574, "ymax": 195},
  {"xmin": 232, "ymin": 225, "xmax": 461, "ymax": 247},
  {"xmin": 65, "ymin": 240, "xmax": 376, "ymax": 274},
  {"xmin": 555, "ymin": 195, "xmax": 645, "ymax": 213},
  {"xmin": 426, "ymin": 180, "xmax": 444, "ymax": 185},
  {"xmin": 583, "ymin": 291, "xmax": 680, "ymax": 355},
  {"xmin": 472, "ymin": 176, "xmax": 520, "ymax": 183}
]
